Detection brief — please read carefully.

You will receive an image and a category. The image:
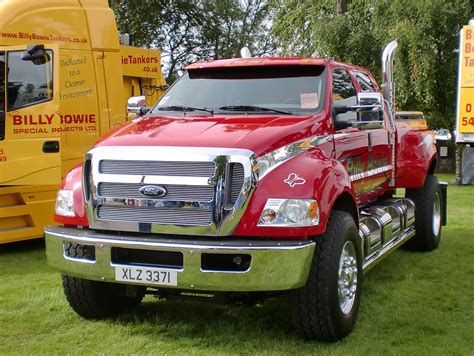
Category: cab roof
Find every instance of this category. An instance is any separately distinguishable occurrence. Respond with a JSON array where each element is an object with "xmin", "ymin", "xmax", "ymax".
[
  {"xmin": 184, "ymin": 57, "xmax": 372, "ymax": 74},
  {"xmin": 185, "ymin": 57, "xmax": 328, "ymax": 70}
]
